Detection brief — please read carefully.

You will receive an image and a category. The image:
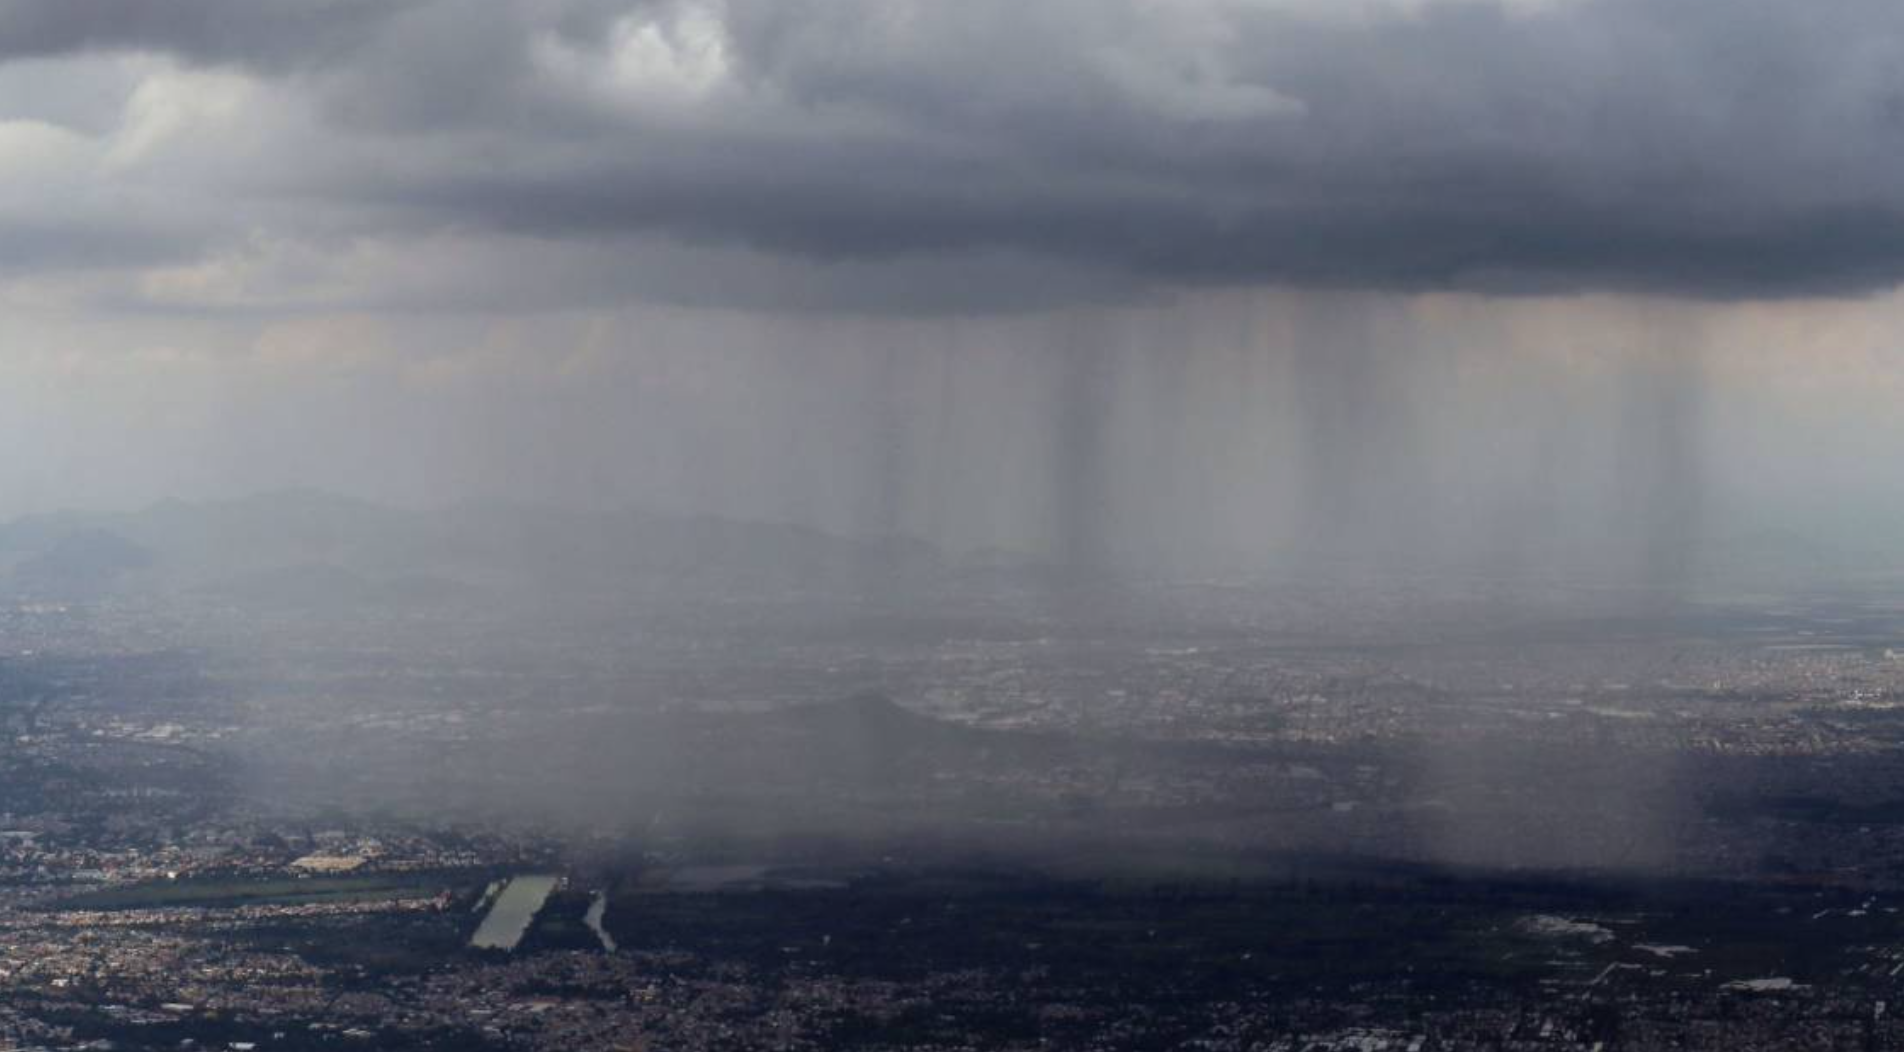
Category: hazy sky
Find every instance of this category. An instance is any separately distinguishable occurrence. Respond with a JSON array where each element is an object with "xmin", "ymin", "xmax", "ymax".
[{"xmin": 5, "ymin": 0, "xmax": 1904, "ymax": 572}]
